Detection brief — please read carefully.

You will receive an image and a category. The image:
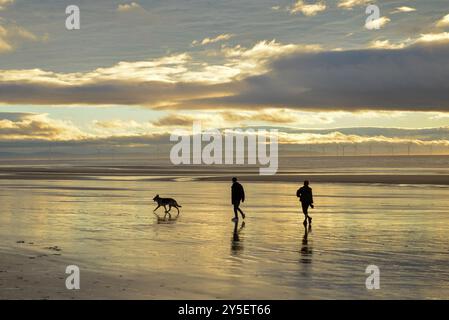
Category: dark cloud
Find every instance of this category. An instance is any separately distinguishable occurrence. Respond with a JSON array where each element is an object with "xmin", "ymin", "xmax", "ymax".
[
  {"xmin": 0, "ymin": 80, "xmax": 233, "ymax": 107},
  {"xmin": 153, "ymin": 114, "xmax": 197, "ymax": 127},
  {"xmin": 187, "ymin": 42, "xmax": 449, "ymax": 112},
  {"xmin": 220, "ymin": 109, "xmax": 296, "ymax": 123}
]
